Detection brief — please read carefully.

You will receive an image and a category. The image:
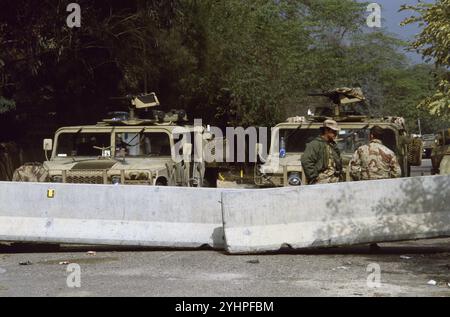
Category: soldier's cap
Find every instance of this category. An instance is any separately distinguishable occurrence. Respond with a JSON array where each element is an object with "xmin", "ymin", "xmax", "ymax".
[{"xmin": 323, "ymin": 119, "xmax": 340, "ymax": 132}]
